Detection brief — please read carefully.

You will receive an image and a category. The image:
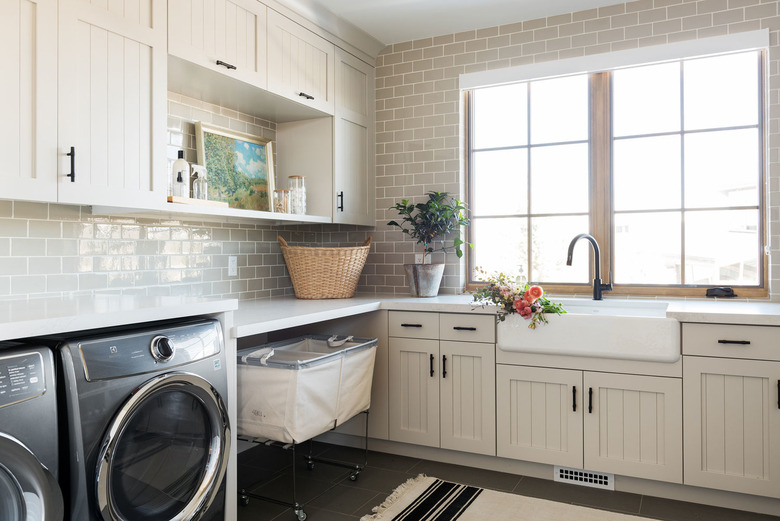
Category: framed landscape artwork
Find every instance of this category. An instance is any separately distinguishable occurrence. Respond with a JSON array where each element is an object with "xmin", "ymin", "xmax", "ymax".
[{"xmin": 195, "ymin": 122, "xmax": 275, "ymax": 212}]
